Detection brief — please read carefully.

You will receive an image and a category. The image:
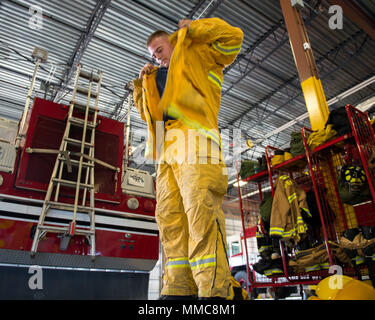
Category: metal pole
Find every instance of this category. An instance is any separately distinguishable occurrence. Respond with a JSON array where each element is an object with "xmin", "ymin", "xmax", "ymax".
[
  {"xmin": 235, "ymin": 160, "xmax": 252, "ymax": 289},
  {"xmin": 15, "ymin": 59, "xmax": 41, "ymax": 148},
  {"xmin": 196, "ymin": 0, "xmax": 215, "ymax": 19},
  {"xmin": 280, "ymin": 0, "xmax": 329, "ymax": 130},
  {"xmin": 124, "ymin": 93, "xmax": 132, "ymax": 171}
]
